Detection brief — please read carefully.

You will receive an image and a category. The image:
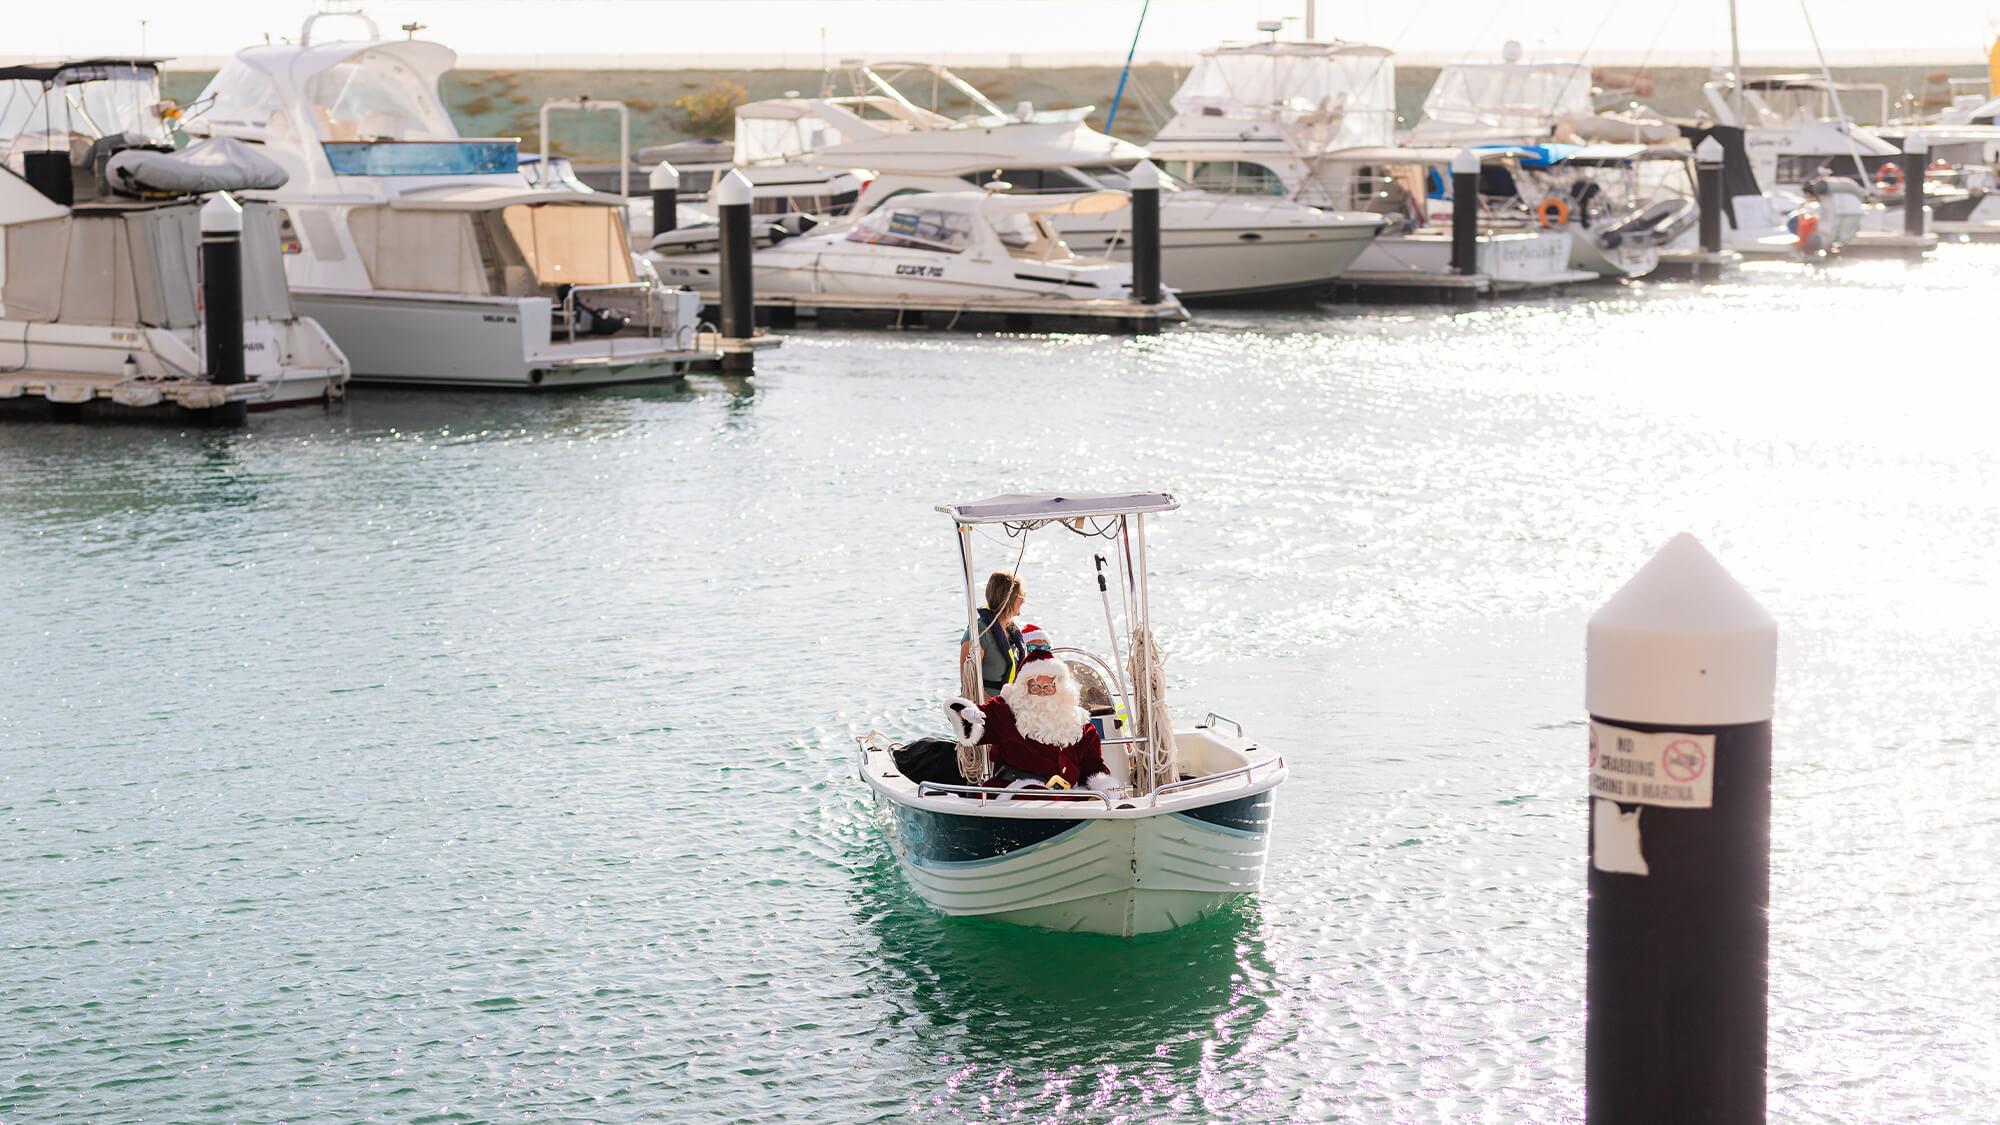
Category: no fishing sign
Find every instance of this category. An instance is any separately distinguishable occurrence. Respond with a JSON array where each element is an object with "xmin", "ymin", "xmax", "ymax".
[{"xmin": 1589, "ymin": 722, "xmax": 1716, "ymax": 809}]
